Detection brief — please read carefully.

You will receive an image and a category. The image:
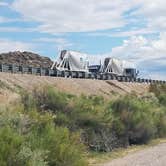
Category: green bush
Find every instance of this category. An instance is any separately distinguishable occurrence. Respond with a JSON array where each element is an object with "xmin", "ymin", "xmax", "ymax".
[
  {"xmin": 27, "ymin": 119, "xmax": 87, "ymax": 166},
  {"xmin": 0, "ymin": 127, "xmax": 23, "ymax": 166},
  {"xmin": 54, "ymin": 95, "xmax": 118, "ymax": 152},
  {"xmin": 149, "ymin": 84, "xmax": 166, "ymax": 96},
  {"xmin": 158, "ymin": 94, "xmax": 166, "ymax": 106},
  {"xmin": 21, "ymin": 89, "xmax": 118, "ymax": 152},
  {"xmin": 21, "ymin": 86, "xmax": 69, "ymax": 113},
  {"xmin": 149, "ymin": 84, "xmax": 166, "ymax": 106},
  {"xmin": 110, "ymin": 96, "xmax": 157, "ymax": 145},
  {"xmin": 0, "ymin": 107, "xmax": 87, "ymax": 166},
  {"xmin": 20, "ymin": 86, "xmax": 166, "ymax": 153},
  {"xmin": 153, "ymin": 108, "xmax": 166, "ymax": 137}
]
